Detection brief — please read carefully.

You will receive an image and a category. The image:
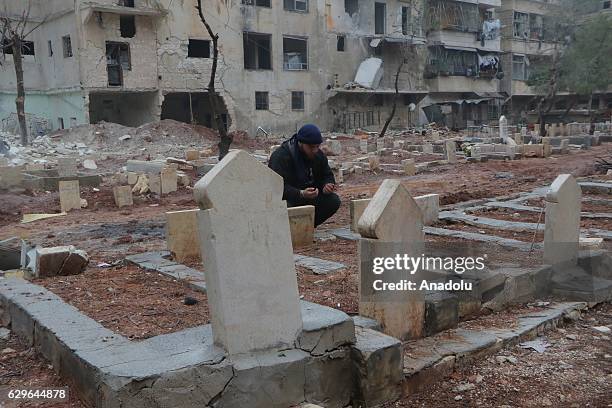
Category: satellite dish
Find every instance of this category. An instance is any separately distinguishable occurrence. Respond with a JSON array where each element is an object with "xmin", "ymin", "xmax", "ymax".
[{"xmin": 408, "ymin": 103, "xmax": 416, "ymax": 111}]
